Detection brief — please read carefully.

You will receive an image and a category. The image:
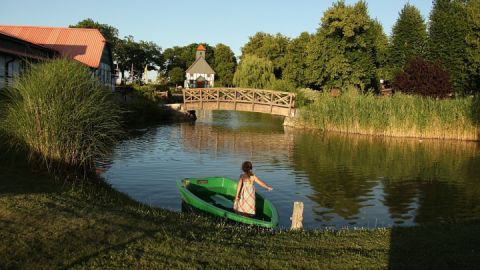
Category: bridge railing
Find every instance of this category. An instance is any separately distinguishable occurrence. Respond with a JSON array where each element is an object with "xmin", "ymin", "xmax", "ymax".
[{"xmin": 183, "ymin": 88, "xmax": 295, "ymax": 116}]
